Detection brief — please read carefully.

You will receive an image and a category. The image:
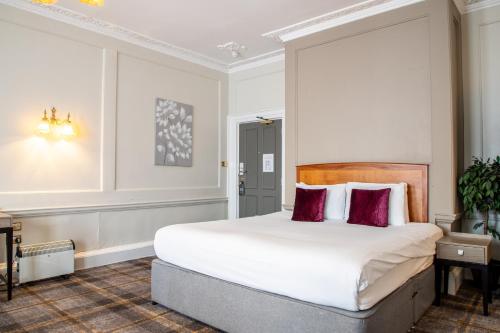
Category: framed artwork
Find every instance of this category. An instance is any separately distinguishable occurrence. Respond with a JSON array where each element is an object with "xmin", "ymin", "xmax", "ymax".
[{"xmin": 155, "ymin": 98, "xmax": 193, "ymax": 166}]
